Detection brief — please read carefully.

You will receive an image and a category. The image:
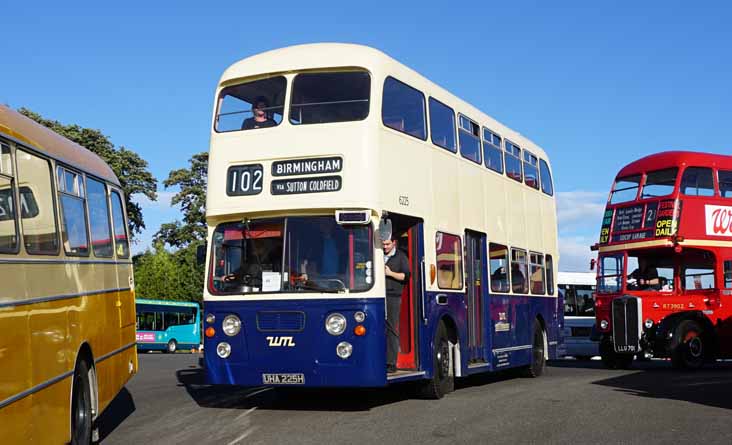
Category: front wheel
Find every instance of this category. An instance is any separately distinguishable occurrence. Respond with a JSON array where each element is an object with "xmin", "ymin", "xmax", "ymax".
[
  {"xmin": 166, "ymin": 339, "xmax": 177, "ymax": 354},
  {"xmin": 71, "ymin": 360, "xmax": 93, "ymax": 445},
  {"xmin": 522, "ymin": 319, "xmax": 546, "ymax": 377},
  {"xmin": 671, "ymin": 320, "xmax": 705, "ymax": 370},
  {"xmin": 418, "ymin": 322, "xmax": 454, "ymax": 399}
]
